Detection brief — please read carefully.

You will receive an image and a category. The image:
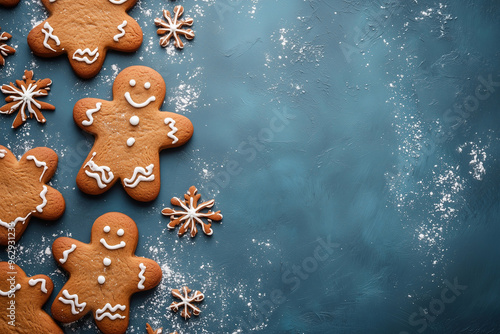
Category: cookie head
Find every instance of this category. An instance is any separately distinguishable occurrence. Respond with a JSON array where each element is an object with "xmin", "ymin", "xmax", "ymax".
[
  {"xmin": 114, "ymin": 66, "xmax": 165, "ymax": 110},
  {"xmin": 91, "ymin": 212, "xmax": 138, "ymax": 253}
]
